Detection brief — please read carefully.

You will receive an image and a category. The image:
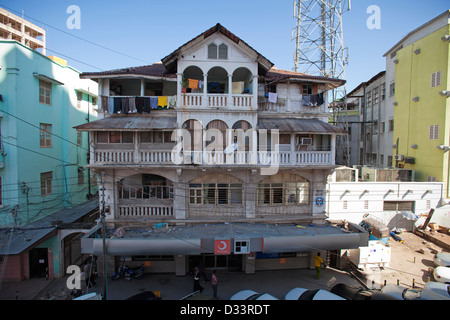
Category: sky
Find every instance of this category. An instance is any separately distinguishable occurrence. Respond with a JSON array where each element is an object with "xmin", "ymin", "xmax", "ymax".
[{"xmin": 1, "ymin": 0, "xmax": 449, "ymax": 91}]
